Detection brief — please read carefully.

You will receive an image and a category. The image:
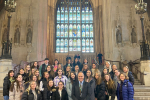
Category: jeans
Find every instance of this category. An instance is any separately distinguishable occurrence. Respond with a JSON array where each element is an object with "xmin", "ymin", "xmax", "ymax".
[{"xmin": 3, "ymin": 96, "xmax": 9, "ymax": 100}]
